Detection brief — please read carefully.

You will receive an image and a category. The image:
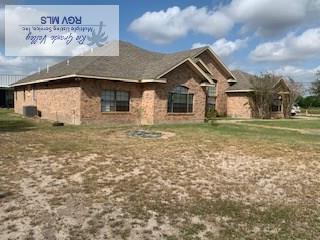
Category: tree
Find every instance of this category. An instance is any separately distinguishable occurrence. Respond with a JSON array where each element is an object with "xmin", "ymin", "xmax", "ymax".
[
  {"xmin": 249, "ymin": 73, "xmax": 278, "ymax": 119},
  {"xmin": 248, "ymin": 74, "xmax": 302, "ymax": 119},
  {"xmin": 283, "ymin": 77, "xmax": 304, "ymax": 117},
  {"xmin": 297, "ymin": 96, "xmax": 320, "ymax": 108},
  {"xmin": 310, "ymin": 71, "xmax": 320, "ymax": 96}
]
